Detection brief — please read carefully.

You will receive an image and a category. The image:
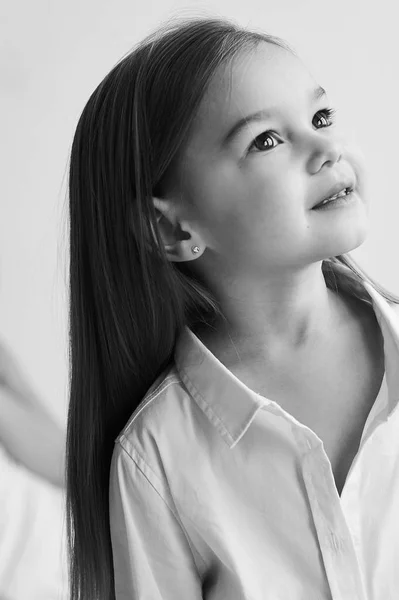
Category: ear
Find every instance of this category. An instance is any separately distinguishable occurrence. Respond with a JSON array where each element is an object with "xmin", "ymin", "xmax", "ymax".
[{"xmin": 149, "ymin": 197, "xmax": 203, "ymax": 262}]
